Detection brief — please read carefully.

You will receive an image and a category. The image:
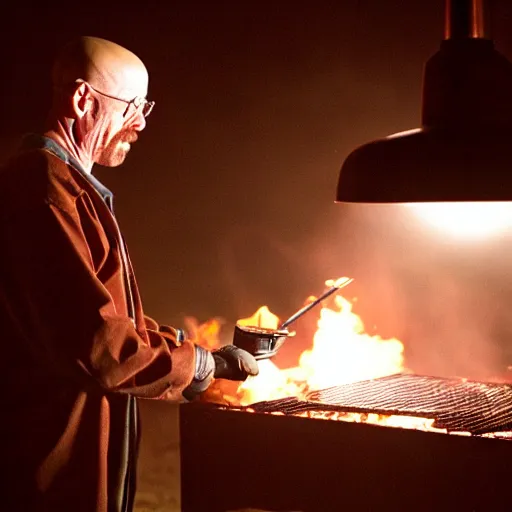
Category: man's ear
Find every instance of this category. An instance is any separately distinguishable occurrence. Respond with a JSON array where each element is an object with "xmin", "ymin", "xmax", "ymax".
[{"xmin": 71, "ymin": 83, "xmax": 94, "ymax": 119}]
